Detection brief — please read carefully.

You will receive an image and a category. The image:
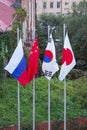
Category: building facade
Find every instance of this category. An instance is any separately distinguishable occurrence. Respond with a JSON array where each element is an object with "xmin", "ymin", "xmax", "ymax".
[
  {"xmin": 22, "ymin": 0, "xmax": 36, "ymax": 43},
  {"xmin": 22, "ymin": 0, "xmax": 86, "ymax": 28},
  {"xmin": 21, "ymin": 0, "xmax": 86, "ymax": 43},
  {"xmin": 36, "ymin": 0, "xmax": 86, "ymax": 16}
]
